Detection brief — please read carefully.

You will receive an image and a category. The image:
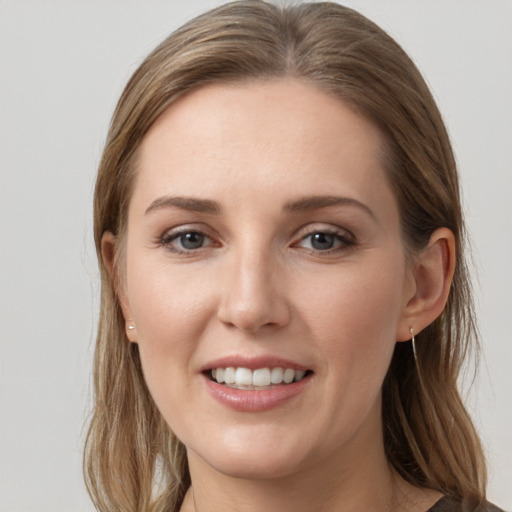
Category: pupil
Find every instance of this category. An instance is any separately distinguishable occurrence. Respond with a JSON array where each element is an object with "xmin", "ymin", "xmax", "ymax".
[
  {"xmin": 312, "ymin": 232, "xmax": 334, "ymax": 250},
  {"xmin": 181, "ymin": 232, "xmax": 204, "ymax": 249}
]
